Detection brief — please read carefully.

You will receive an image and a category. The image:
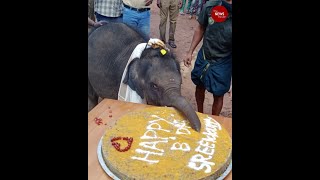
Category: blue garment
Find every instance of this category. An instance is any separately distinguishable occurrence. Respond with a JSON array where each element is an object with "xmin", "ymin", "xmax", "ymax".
[
  {"xmin": 191, "ymin": 47, "xmax": 232, "ymax": 96},
  {"xmin": 122, "ymin": 7, "xmax": 151, "ymax": 37},
  {"xmin": 95, "ymin": 12, "xmax": 123, "ymax": 23}
]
